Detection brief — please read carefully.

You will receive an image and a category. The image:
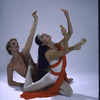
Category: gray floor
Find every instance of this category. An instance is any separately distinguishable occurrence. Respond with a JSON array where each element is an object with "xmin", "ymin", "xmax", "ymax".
[
  {"xmin": 0, "ymin": 71, "xmax": 98, "ymax": 100},
  {"xmin": 0, "ymin": 0, "xmax": 98, "ymax": 100}
]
